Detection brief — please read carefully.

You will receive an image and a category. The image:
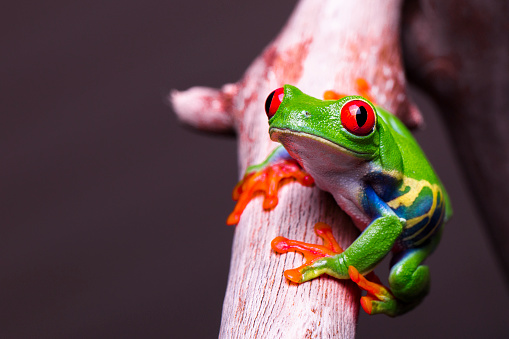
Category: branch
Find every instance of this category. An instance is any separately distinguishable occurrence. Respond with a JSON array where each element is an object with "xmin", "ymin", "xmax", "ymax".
[
  {"xmin": 170, "ymin": 84, "xmax": 236, "ymax": 133},
  {"xmin": 172, "ymin": 0, "xmax": 420, "ymax": 337}
]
